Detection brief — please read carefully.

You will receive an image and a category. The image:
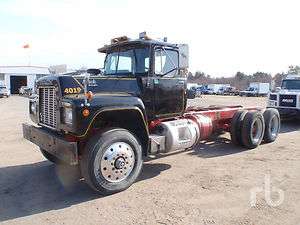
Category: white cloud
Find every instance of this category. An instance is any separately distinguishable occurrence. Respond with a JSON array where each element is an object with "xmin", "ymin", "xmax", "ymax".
[{"xmin": 0, "ymin": 0, "xmax": 299, "ymax": 76}]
